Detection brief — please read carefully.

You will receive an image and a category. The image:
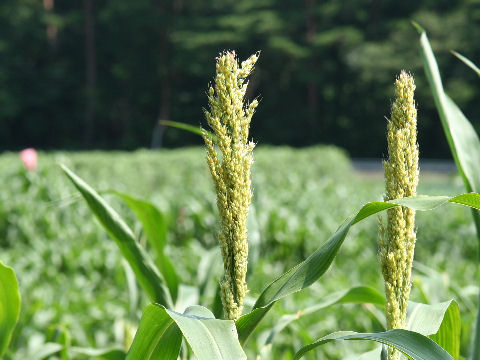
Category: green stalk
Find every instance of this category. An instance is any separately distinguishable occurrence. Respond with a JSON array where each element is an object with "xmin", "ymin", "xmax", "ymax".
[{"xmin": 471, "ymin": 209, "xmax": 480, "ymax": 360}]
